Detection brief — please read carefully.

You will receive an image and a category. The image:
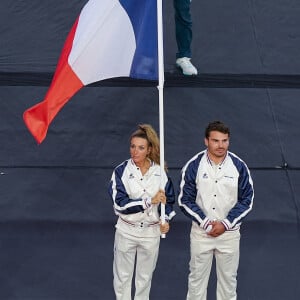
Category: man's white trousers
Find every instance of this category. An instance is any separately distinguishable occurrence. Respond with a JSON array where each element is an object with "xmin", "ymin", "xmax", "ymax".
[{"xmin": 186, "ymin": 226, "xmax": 240, "ymax": 300}]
